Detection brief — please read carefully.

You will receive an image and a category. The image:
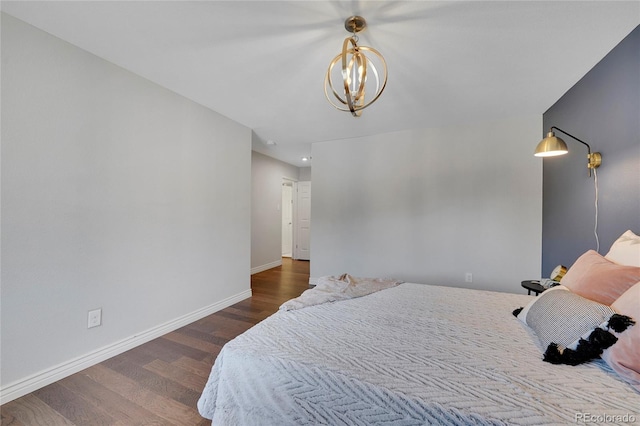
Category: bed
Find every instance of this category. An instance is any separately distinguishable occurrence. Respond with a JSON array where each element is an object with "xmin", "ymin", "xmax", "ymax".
[{"xmin": 197, "ymin": 278, "xmax": 639, "ymax": 425}]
